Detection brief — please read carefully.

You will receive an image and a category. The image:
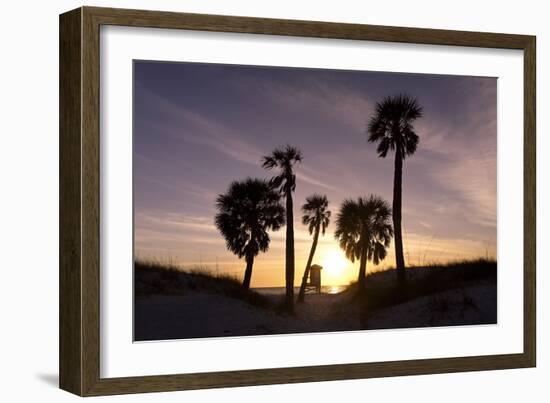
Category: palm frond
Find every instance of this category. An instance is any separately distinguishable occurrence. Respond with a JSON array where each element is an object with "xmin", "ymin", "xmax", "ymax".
[
  {"xmin": 367, "ymin": 94, "xmax": 423, "ymax": 159},
  {"xmin": 214, "ymin": 178, "xmax": 285, "ymax": 259},
  {"xmin": 334, "ymin": 195, "xmax": 393, "ymax": 268},
  {"xmin": 301, "ymin": 194, "xmax": 331, "ymax": 237},
  {"xmin": 262, "ymin": 145, "xmax": 303, "ymax": 195}
]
